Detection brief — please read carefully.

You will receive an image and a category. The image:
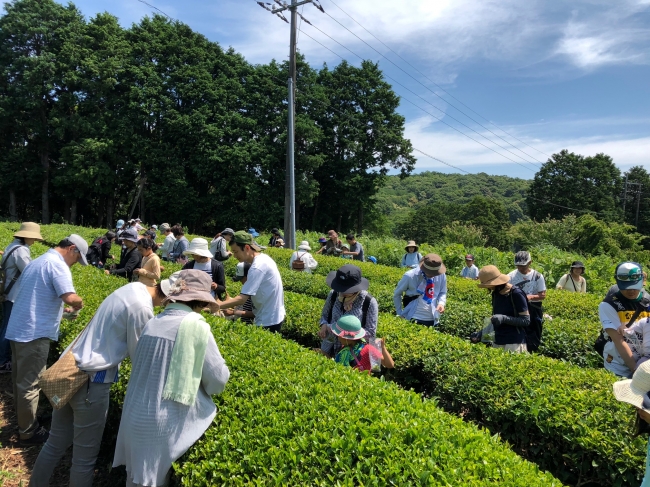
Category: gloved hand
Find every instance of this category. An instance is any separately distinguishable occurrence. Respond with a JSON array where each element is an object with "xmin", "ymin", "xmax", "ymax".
[{"xmin": 490, "ymin": 314, "xmax": 508, "ymax": 326}]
